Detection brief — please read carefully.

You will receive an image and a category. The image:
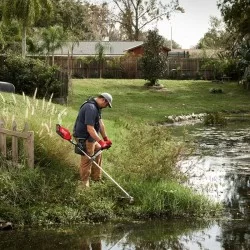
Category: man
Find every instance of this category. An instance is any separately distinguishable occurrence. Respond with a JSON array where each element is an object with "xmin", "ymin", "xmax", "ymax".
[{"xmin": 73, "ymin": 93, "xmax": 113, "ymax": 187}]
